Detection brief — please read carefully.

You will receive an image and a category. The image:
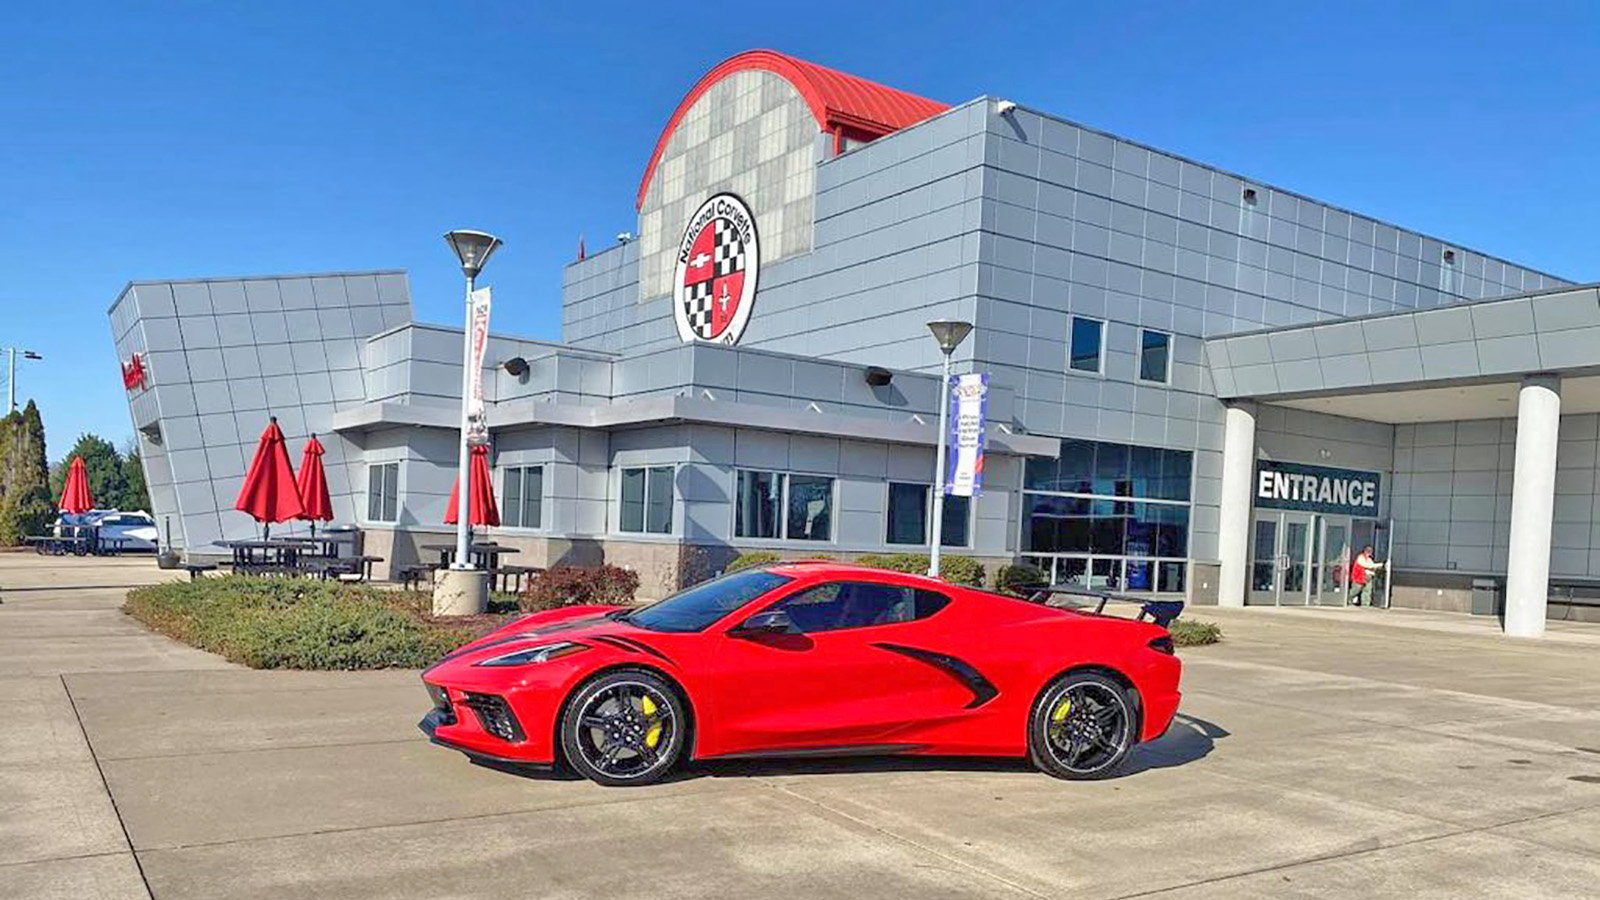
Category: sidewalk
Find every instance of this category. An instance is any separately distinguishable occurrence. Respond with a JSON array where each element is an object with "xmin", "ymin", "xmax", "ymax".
[
  {"xmin": 1190, "ymin": 601, "xmax": 1600, "ymax": 647},
  {"xmin": 3, "ymin": 553, "xmax": 1598, "ymax": 899}
]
